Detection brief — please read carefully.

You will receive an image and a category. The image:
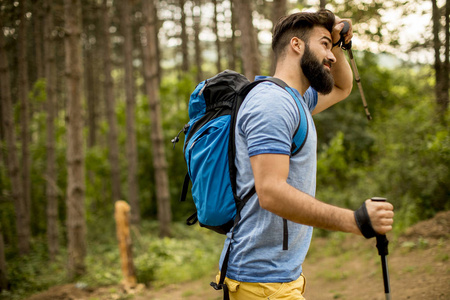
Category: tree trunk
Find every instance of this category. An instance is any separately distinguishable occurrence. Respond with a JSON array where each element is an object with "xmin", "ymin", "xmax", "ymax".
[
  {"xmin": 64, "ymin": 0, "xmax": 87, "ymax": 280},
  {"xmin": 85, "ymin": 46, "xmax": 97, "ymax": 148},
  {"xmin": 179, "ymin": 0, "xmax": 189, "ymax": 72},
  {"xmin": 320, "ymin": 0, "xmax": 327, "ymax": 9},
  {"xmin": 0, "ymin": 19, "xmax": 30, "ymax": 256},
  {"xmin": 18, "ymin": 0, "xmax": 32, "ymax": 241},
  {"xmin": 228, "ymin": 0, "xmax": 237, "ymax": 71},
  {"xmin": 83, "ymin": 2, "xmax": 98, "ymax": 148},
  {"xmin": 121, "ymin": 0, "xmax": 140, "ymax": 225},
  {"xmin": 44, "ymin": 0, "xmax": 59, "ymax": 261},
  {"xmin": 234, "ymin": 0, "xmax": 260, "ymax": 80},
  {"xmin": 102, "ymin": 0, "xmax": 122, "ymax": 203},
  {"xmin": 270, "ymin": 0, "xmax": 287, "ymax": 74},
  {"xmin": 142, "ymin": 0, "xmax": 172, "ymax": 238},
  {"xmin": 33, "ymin": 0, "xmax": 45, "ymax": 80},
  {"xmin": 192, "ymin": 0, "xmax": 203, "ymax": 82},
  {"xmin": 0, "ymin": 227, "xmax": 7, "ymax": 291},
  {"xmin": 432, "ymin": 0, "xmax": 449, "ymax": 117},
  {"xmin": 213, "ymin": 0, "xmax": 222, "ymax": 72},
  {"xmin": 443, "ymin": 0, "xmax": 449, "ymax": 114}
]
